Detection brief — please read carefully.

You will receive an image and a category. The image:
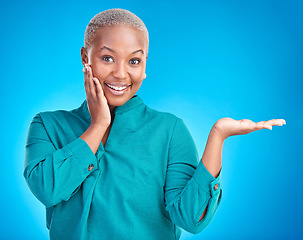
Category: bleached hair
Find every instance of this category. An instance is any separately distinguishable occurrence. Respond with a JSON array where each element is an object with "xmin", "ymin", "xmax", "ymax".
[{"xmin": 84, "ymin": 8, "xmax": 149, "ymax": 49}]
